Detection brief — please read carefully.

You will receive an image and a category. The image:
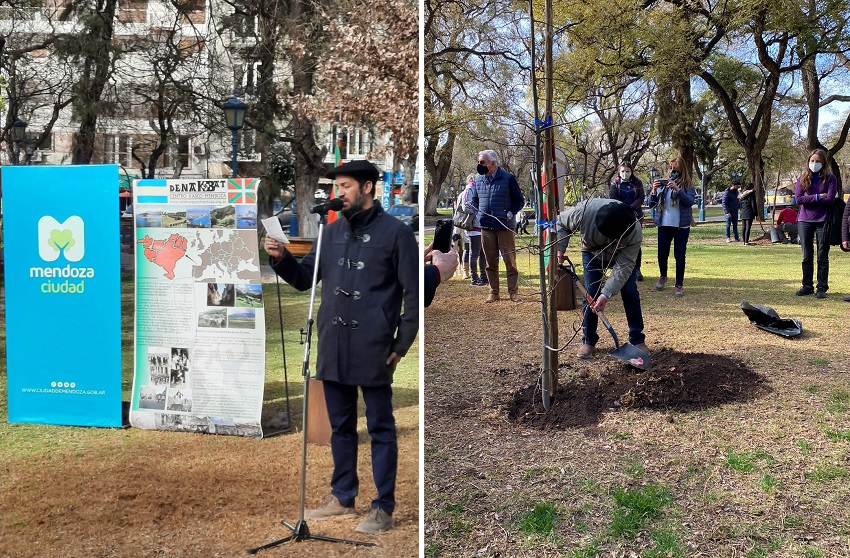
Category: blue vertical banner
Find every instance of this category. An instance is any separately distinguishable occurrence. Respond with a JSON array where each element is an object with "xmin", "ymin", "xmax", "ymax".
[
  {"xmin": 381, "ymin": 172, "xmax": 392, "ymax": 210},
  {"xmin": 3, "ymin": 165, "xmax": 122, "ymax": 427}
]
